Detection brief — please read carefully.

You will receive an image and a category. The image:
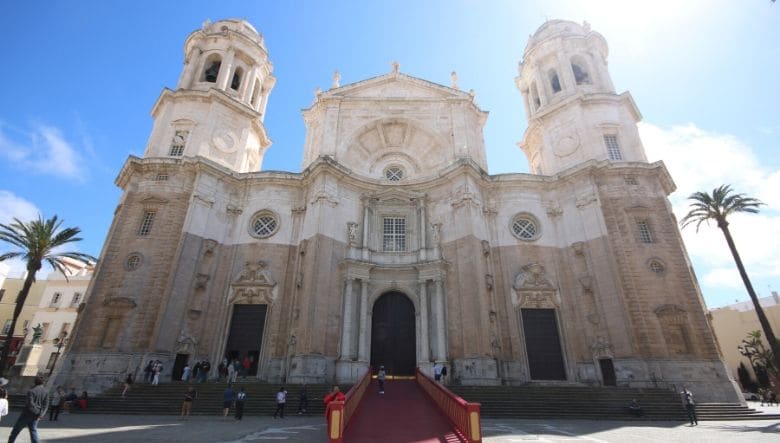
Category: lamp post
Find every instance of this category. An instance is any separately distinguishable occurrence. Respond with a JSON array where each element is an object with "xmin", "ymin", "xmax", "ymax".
[{"xmin": 49, "ymin": 331, "xmax": 69, "ymax": 377}]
